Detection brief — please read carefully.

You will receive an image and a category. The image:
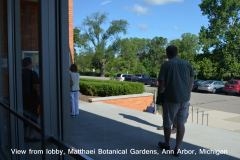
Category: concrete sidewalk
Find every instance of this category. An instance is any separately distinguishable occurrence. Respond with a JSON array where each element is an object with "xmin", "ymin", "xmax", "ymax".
[
  {"xmin": 71, "ymin": 102, "xmax": 240, "ymax": 160},
  {"xmin": 188, "ymin": 106, "xmax": 240, "ymax": 133}
]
